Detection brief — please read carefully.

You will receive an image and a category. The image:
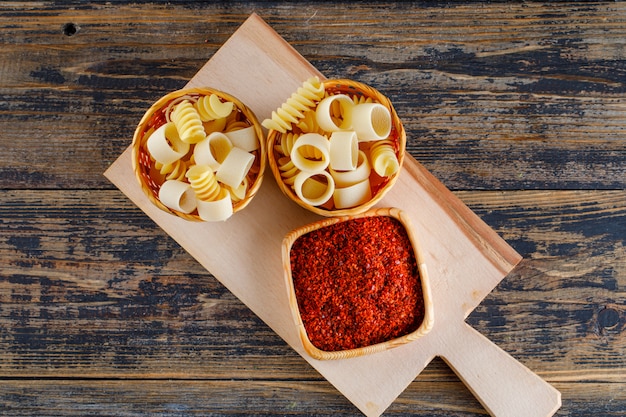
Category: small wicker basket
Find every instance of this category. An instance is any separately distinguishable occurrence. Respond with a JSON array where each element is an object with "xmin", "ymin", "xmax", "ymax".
[
  {"xmin": 131, "ymin": 87, "xmax": 266, "ymax": 221},
  {"xmin": 267, "ymin": 79, "xmax": 406, "ymax": 217},
  {"xmin": 282, "ymin": 207, "xmax": 434, "ymax": 360}
]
